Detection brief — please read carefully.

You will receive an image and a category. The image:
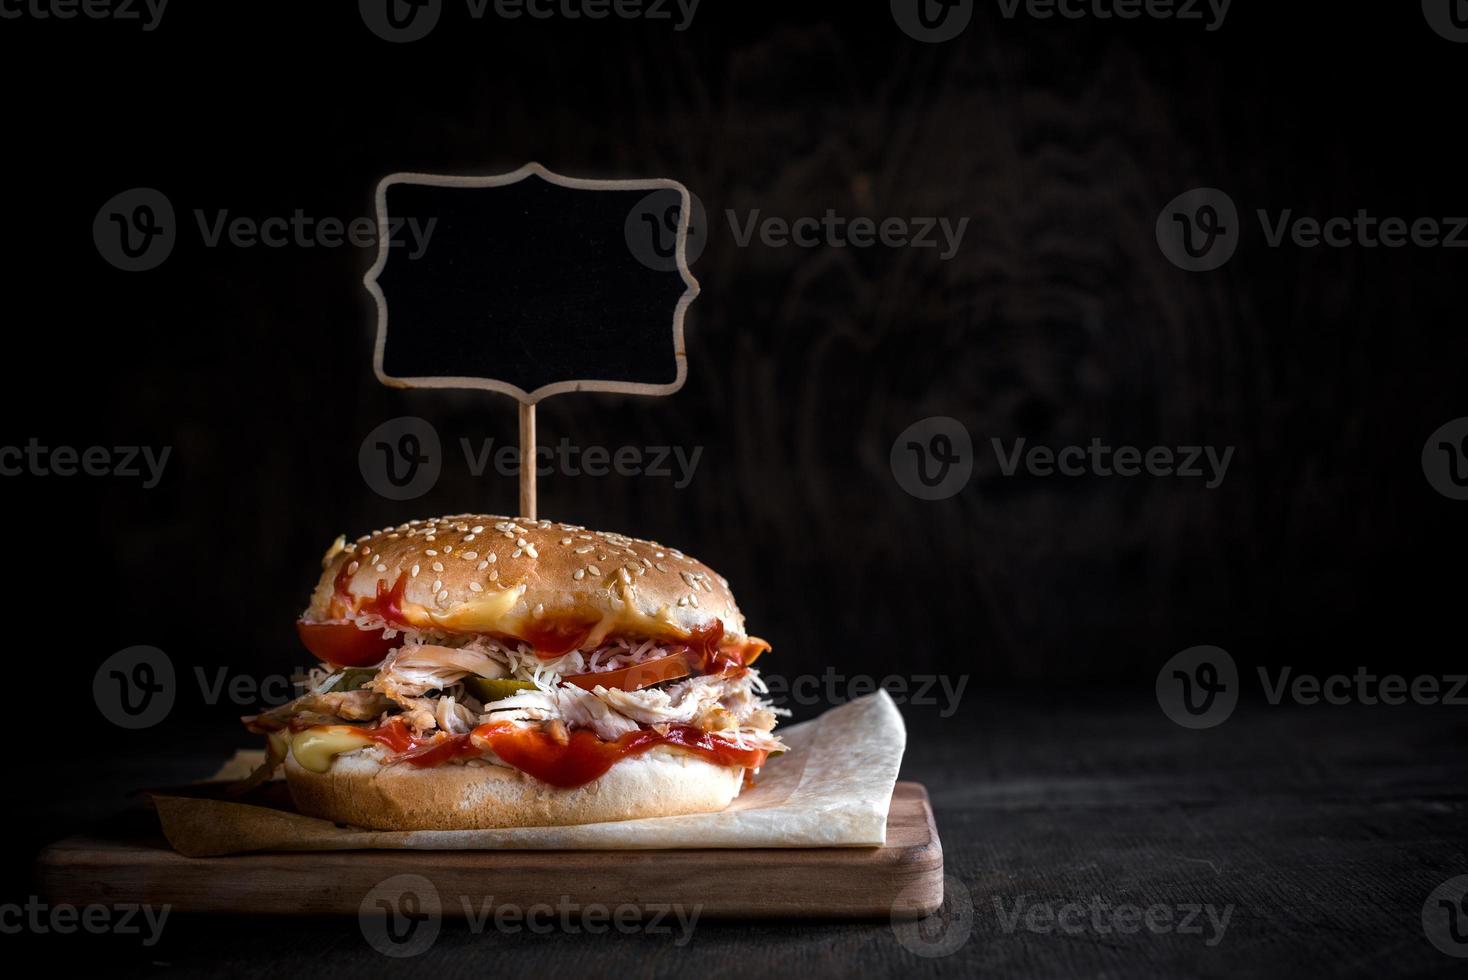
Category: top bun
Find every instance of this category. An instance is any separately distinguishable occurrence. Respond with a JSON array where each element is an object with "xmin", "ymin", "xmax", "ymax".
[{"xmin": 304, "ymin": 515, "xmax": 749, "ymax": 641}]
